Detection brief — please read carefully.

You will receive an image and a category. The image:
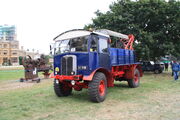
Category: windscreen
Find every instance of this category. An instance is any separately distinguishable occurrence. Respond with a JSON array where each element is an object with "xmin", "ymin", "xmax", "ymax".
[{"xmin": 54, "ymin": 35, "xmax": 89, "ymax": 55}]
